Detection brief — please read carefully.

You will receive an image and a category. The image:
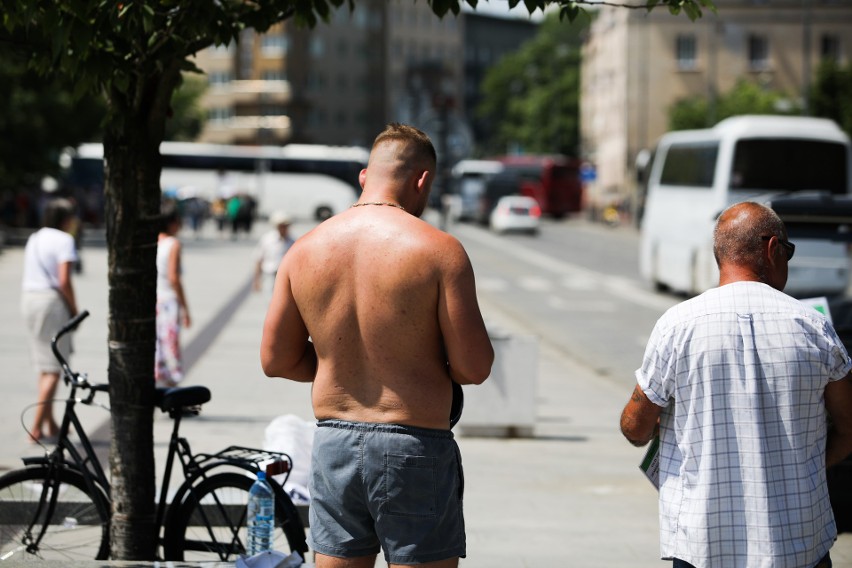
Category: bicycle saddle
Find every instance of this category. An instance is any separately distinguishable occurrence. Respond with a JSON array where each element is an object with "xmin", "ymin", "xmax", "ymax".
[{"xmin": 156, "ymin": 385, "xmax": 211, "ymax": 412}]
